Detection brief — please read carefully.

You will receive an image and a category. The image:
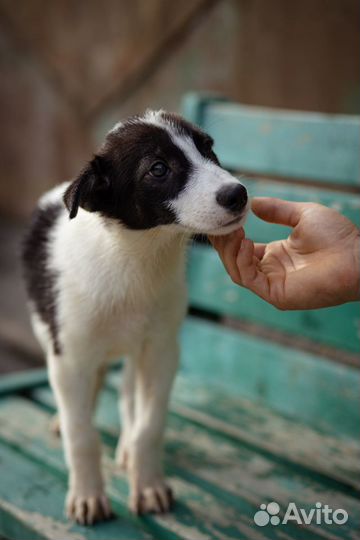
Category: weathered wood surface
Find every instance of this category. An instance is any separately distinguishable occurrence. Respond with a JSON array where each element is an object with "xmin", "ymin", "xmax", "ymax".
[
  {"xmin": 109, "ymin": 375, "xmax": 360, "ymax": 491},
  {"xmin": 181, "ymin": 318, "xmax": 359, "ymax": 440},
  {"xmin": 0, "ymin": 360, "xmax": 359, "ymax": 539},
  {"xmin": 0, "ymin": 390, "xmax": 358, "ymax": 540},
  {"xmin": 182, "ymin": 93, "xmax": 360, "ymax": 185}
]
